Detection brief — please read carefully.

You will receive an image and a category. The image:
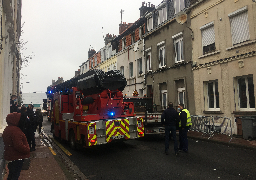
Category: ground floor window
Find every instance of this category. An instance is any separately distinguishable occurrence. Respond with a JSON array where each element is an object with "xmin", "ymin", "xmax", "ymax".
[
  {"xmin": 178, "ymin": 88, "xmax": 185, "ymax": 105},
  {"xmin": 161, "ymin": 90, "xmax": 167, "ymax": 110},
  {"xmin": 204, "ymin": 80, "xmax": 220, "ymax": 110},
  {"xmin": 236, "ymin": 76, "xmax": 255, "ymax": 110}
]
